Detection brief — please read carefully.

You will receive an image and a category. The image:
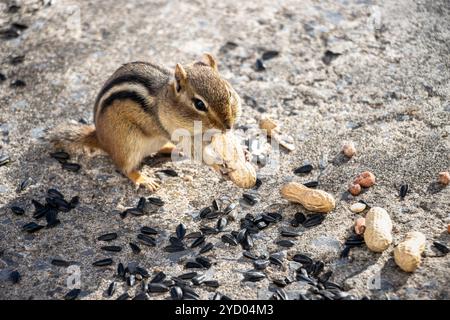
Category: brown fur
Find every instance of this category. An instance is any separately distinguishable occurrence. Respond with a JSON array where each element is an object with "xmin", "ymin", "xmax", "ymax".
[{"xmin": 52, "ymin": 54, "xmax": 242, "ymax": 192}]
